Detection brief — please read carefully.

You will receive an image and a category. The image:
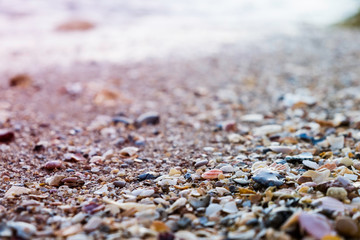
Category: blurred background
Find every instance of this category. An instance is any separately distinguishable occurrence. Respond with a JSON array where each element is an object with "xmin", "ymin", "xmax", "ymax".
[{"xmin": 0, "ymin": 0, "xmax": 359, "ymax": 73}]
